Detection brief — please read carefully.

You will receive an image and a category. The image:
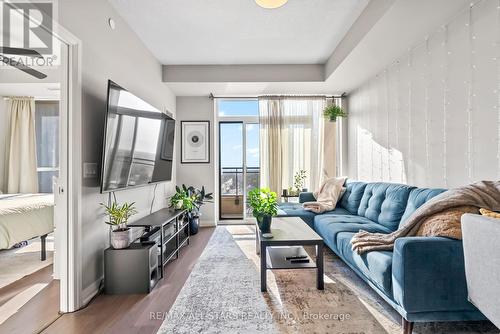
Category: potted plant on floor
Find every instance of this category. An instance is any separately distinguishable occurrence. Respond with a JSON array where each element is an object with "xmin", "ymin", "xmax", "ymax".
[
  {"xmin": 169, "ymin": 185, "xmax": 213, "ymax": 235},
  {"xmin": 248, "ymin": 188, "xmax": 278, "ymax": 238},
  {"xmin": 101, "ymin": 201, "xmax": 137, "ymax": 249},
  {"xmin": 323, "ymin": 104, "xmax": 347, "ymax": 122}
]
